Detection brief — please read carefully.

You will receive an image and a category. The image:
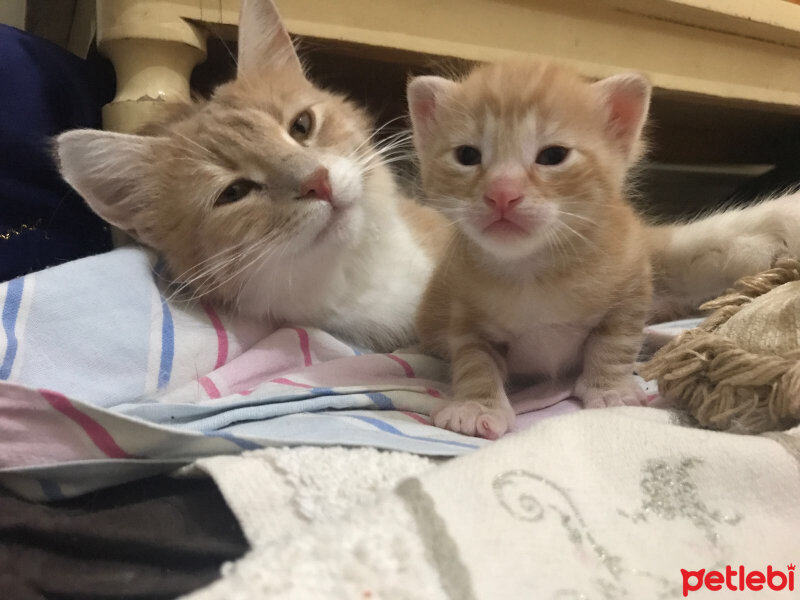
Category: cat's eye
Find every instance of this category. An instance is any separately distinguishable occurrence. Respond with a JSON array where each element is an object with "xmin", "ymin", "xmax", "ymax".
[
  {"xmin": 216, "ymin": 179, "xmax": 258, "ymax": 206},
  {"xmin": 455, "ymin": 145, "xmax": 482, "ymax": 166},
  {"xmin": 535, "ymin": 146, "xmax": 570, "ymax": 166},
  {"xmin": 289, "ymin": 110, "xmax": 314, "ymax": 141}
]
